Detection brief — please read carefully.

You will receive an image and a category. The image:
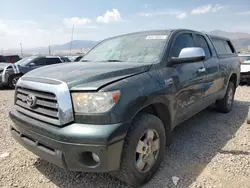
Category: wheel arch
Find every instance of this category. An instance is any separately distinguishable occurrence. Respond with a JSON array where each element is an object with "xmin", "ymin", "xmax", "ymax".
[
  {"xmin": 130, "ymin": 101, "xmax": 173, "ymax": 144},
  {"xmin": 229, "ymin": 73, "xmax": 237, "ymax": 89}
]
